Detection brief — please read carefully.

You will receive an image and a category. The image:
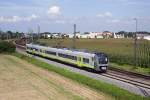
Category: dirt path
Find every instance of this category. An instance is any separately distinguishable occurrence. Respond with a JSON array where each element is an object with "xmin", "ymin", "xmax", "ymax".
[{"xmin": 0, "ymin": 54, "xmax": 113, "ymax": 100}]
